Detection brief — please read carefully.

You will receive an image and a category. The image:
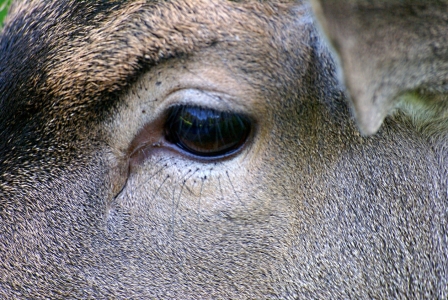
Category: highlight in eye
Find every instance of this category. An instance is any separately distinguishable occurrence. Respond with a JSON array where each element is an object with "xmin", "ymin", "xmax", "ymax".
[{"xmin": 164, "ymin": 105, "xmax": 251, "ymax": 158}]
